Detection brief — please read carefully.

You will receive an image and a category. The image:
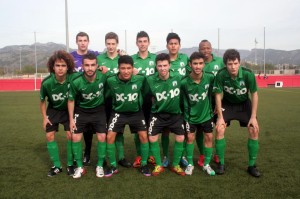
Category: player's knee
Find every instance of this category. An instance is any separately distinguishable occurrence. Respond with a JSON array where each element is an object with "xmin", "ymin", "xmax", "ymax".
[
  {"xmin": 187, "ymin": 133, "xmax": 195, "ymax": 143},
  {"xmin": 204, "ymin": 133, "xmax": 213, "ymax": 143},
  {"xmin": 175, "ymin": 135, "xmax": 185, "ymax": 142}
]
